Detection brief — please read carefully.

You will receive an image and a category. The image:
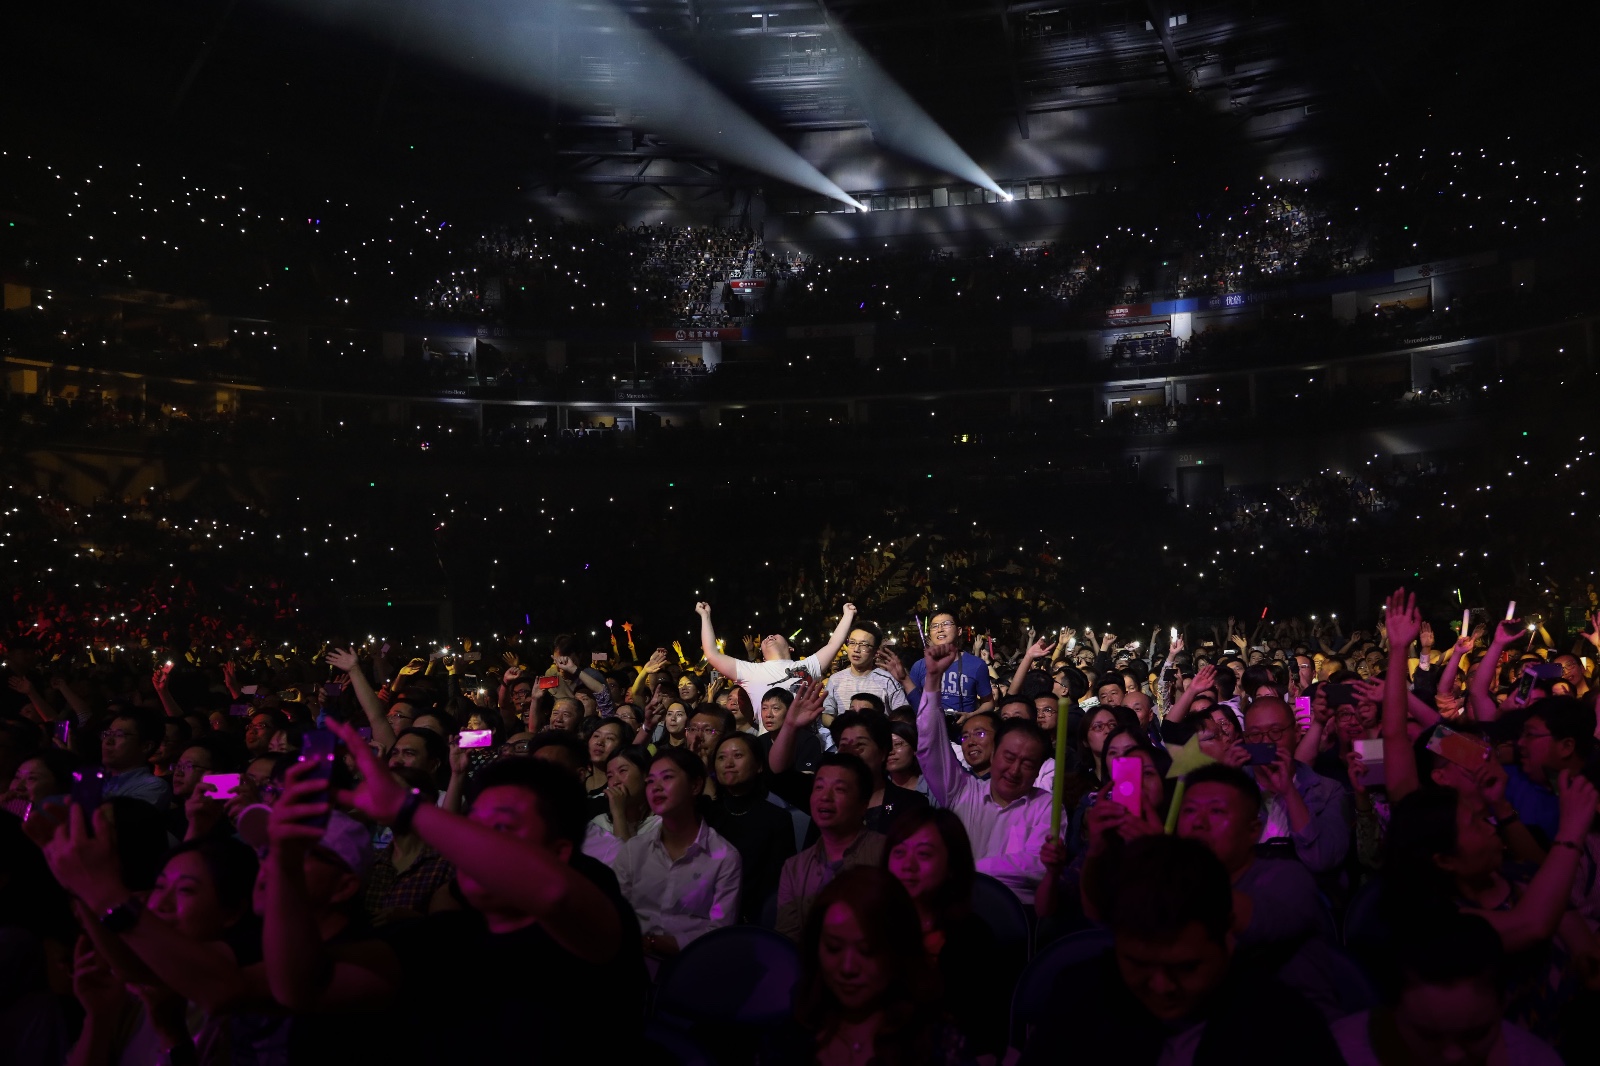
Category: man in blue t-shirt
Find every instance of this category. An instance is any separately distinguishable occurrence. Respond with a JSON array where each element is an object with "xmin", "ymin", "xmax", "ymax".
[{"xmin": 906, "ymin": 614, "xmax": 994, "ymax": 736}]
